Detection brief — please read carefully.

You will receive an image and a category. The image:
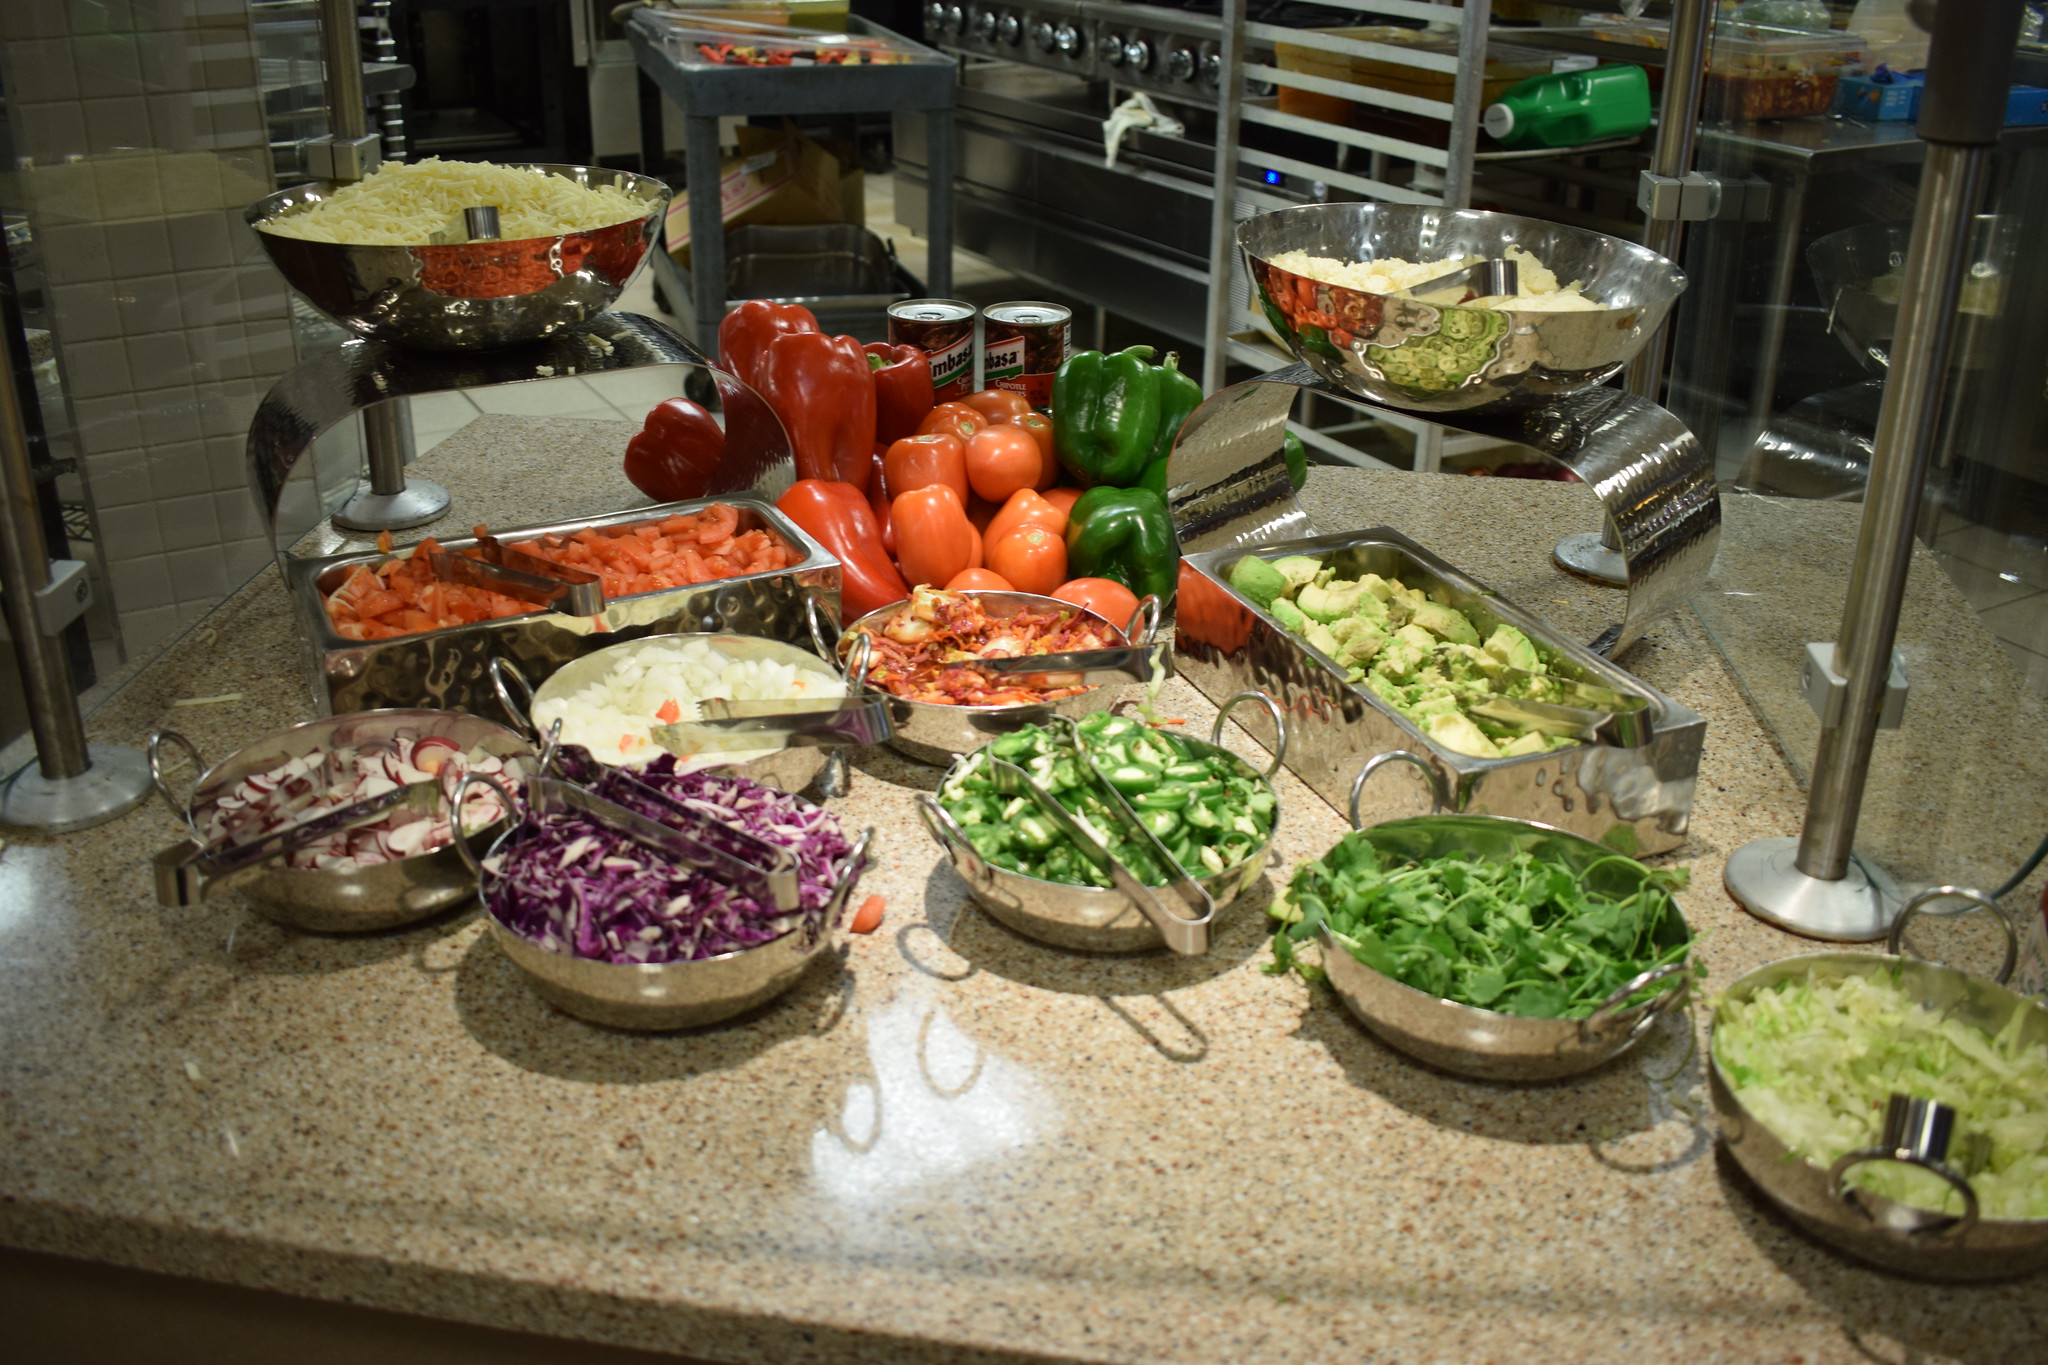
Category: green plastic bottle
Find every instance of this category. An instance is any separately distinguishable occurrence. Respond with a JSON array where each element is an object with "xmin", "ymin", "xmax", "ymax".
[{"xmin": 1481, "ymin": 65, "xmax": 1653, "ymax": 150}]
